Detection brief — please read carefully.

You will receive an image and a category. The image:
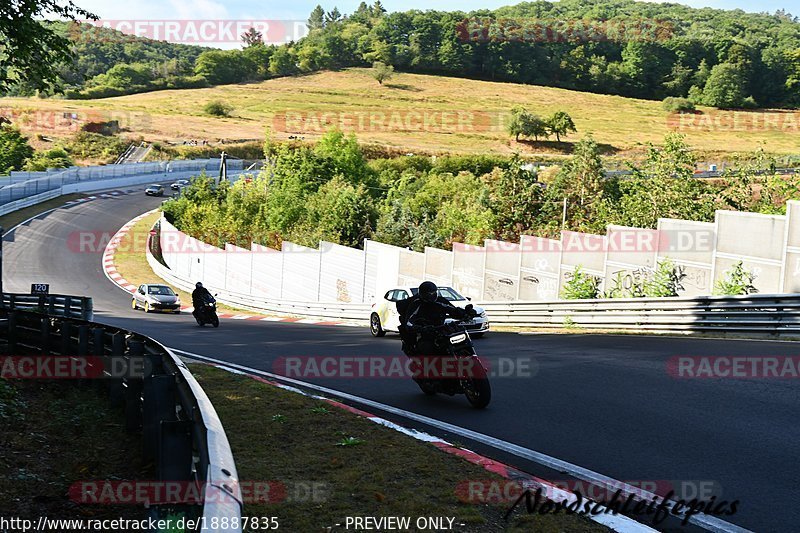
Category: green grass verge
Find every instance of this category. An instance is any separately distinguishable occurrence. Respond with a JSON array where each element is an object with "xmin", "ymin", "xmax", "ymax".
[
  {"xmin": 0, "ymin": 378, "xmax": 151, "ymax": 519},
  {"xmin": 190, "ymin": 363, "xmax": 611, "ymax": 532}
]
